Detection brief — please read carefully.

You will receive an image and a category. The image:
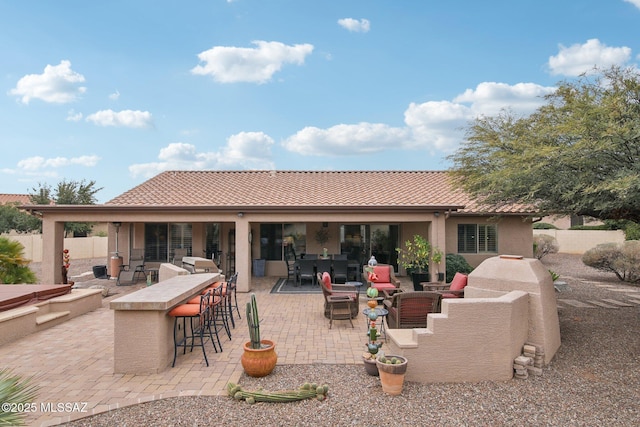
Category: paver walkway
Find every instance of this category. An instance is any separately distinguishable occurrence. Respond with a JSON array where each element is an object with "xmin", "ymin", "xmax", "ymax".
[{"xmin": 1, "ymin": 276, "xmax": 372, "ymax": 426}]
